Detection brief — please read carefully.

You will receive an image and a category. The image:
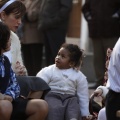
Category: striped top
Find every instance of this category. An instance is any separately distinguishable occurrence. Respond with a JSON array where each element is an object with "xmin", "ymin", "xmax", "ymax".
[{"xmin": 106, "ymin": 38, "xmax": 120, "ymax": 92}]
